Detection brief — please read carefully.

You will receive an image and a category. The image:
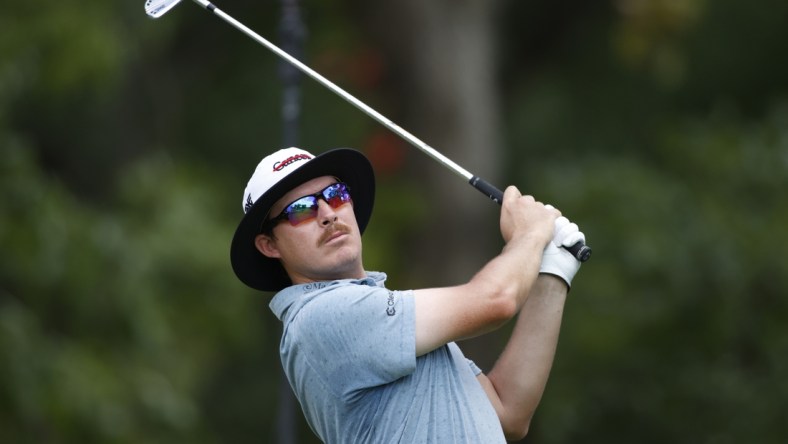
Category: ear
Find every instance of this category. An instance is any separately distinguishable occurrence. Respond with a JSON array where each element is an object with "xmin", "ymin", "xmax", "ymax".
[{"xmin": 255, "ymin": 233, "xmax": 281, "ymax": 259}]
